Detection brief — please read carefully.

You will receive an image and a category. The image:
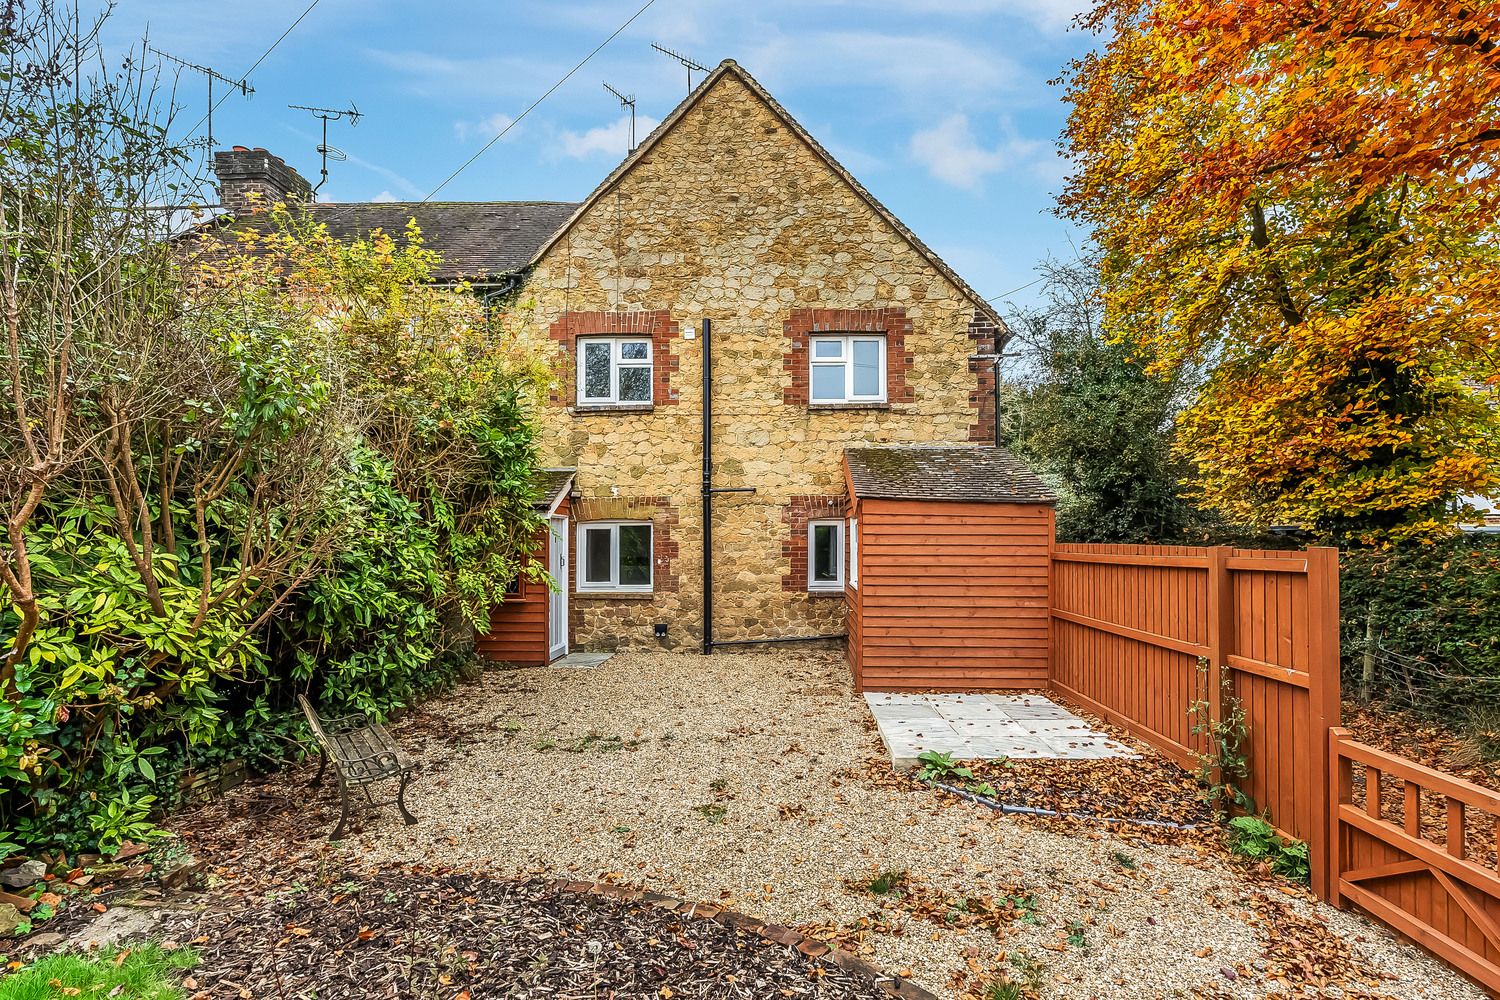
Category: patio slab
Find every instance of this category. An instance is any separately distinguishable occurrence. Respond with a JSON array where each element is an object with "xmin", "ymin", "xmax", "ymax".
[
  {"xmin": 863, "ymin": 692, "xmax": 1137, "ymax": 769},
  {"xmin": 551, "ymin": 652, "xmax": 614, "ymax": 669}
]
